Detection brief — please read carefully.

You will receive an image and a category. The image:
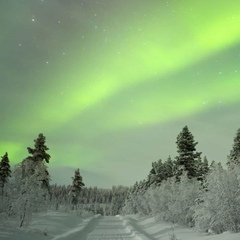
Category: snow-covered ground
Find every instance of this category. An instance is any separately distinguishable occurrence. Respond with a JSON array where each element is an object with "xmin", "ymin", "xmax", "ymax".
[
  {"xmin": 0, "ymin": 211, "xmax": 98, "ymax": 240},
  {"xmin": 121, "ymin": 215, "xmax": 240, "ymax": 240},
  {"xmin": 1, "ymin": 211, "xmax": 240, "ymax": 240}
]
